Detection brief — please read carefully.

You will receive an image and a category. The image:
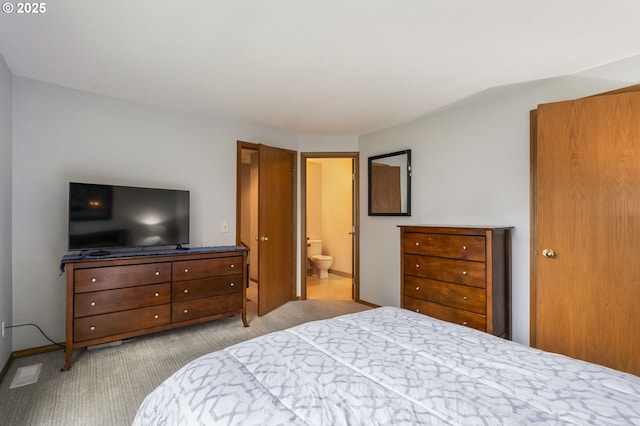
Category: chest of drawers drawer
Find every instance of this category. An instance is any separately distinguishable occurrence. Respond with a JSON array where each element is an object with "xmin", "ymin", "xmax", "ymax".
[
  {"xmin": 403, "ymin": 233, "xmax": 485, "ymax": 261},
  {"xmin": 403, "ymin": 296, "xmax": 486, "ymax": 331},
  {"xmin": 74, "ymin": 304, "xmax": 171, "ymax": 342},
  {"xmin": 172, "ymin": 293, "xmax": 243, "ymax": 323},
  {"xmin": 173, "ymin": 274, "xmax": 243, "ymax": 302},
  {"xmin": 172, "ymin": 256, "xmax": 242, "ymax": 281},
  {"xmin": 404, "ymin": 254, "xmax": 485, "ymax": 287},
  {"xmin": 74, "ymin": 283, "xmax": 170, "ymax": 318},
  {"xmin": 75, "ymin": 262, "xmax": 171, "ymax": 293},
  {"xmin": 403, "ymin": 276, "xmax": 486, "ymax": 314}
]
